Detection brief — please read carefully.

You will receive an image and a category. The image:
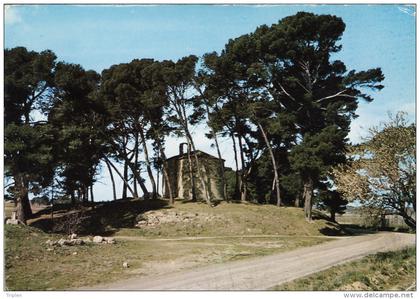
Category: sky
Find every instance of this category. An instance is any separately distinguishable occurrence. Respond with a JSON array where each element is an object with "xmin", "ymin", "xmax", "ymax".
[{"xmin": 4, "ymin": 4, "xmax": 416, "ymax": 201}]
